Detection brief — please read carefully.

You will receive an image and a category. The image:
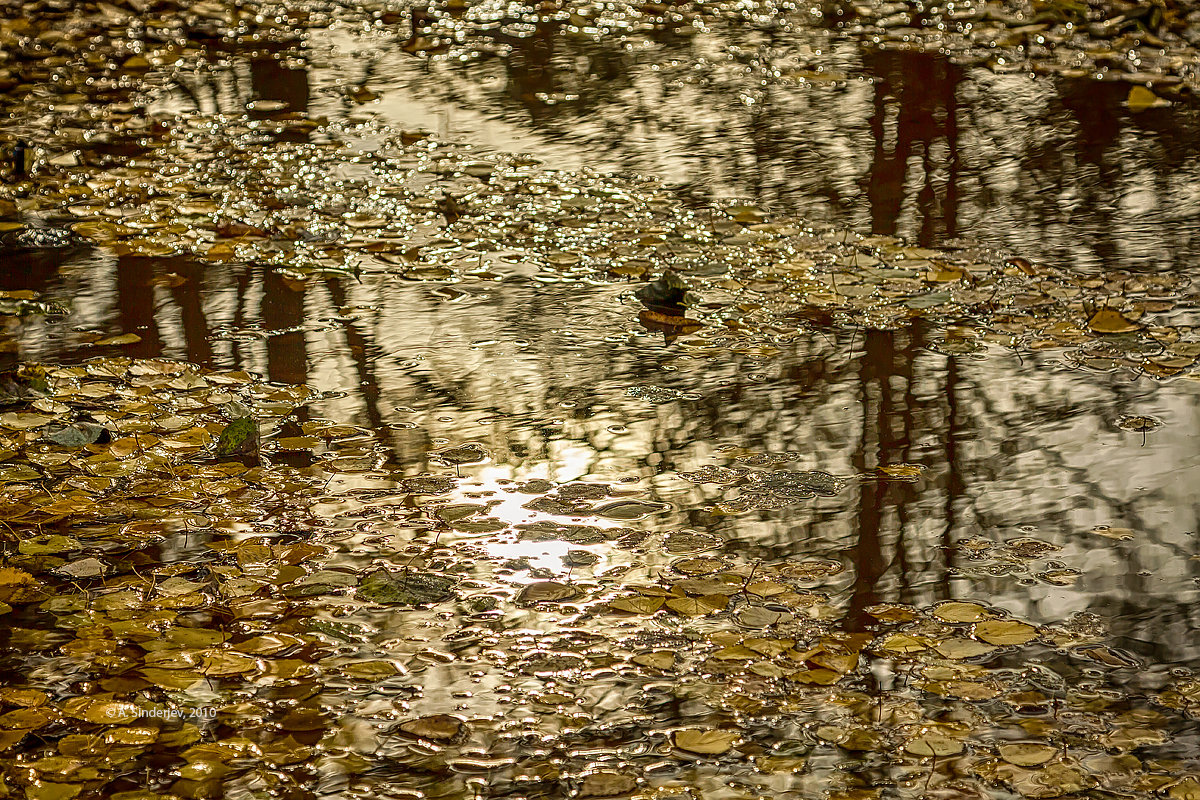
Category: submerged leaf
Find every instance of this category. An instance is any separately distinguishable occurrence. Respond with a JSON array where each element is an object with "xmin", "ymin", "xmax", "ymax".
[
  {"xmin": 44, "ymin": 422, "xmax": 109, "ymax": 447},
  {"xmin": 398, "ymin": 715, "xmax": 466, "ymax": 742},
  {"xmin": 607, "ymin": 596, "xmax": 664, "ymax": 614},
  {"xmin": 999, "ymin": 742, "xmax": 1058, "ymax": 766},
  {"xmin": 517, "ymin": 581, "xmax": 580, "ymax": 604}
]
